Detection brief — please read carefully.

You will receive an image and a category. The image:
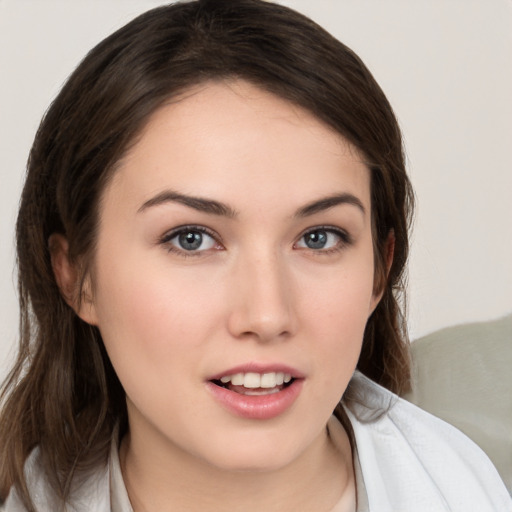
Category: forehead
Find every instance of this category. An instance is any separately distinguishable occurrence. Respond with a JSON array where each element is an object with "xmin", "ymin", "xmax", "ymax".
[{"xmin": 108, "ymin": 80, "xmax": 371, "ymax": 213}]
